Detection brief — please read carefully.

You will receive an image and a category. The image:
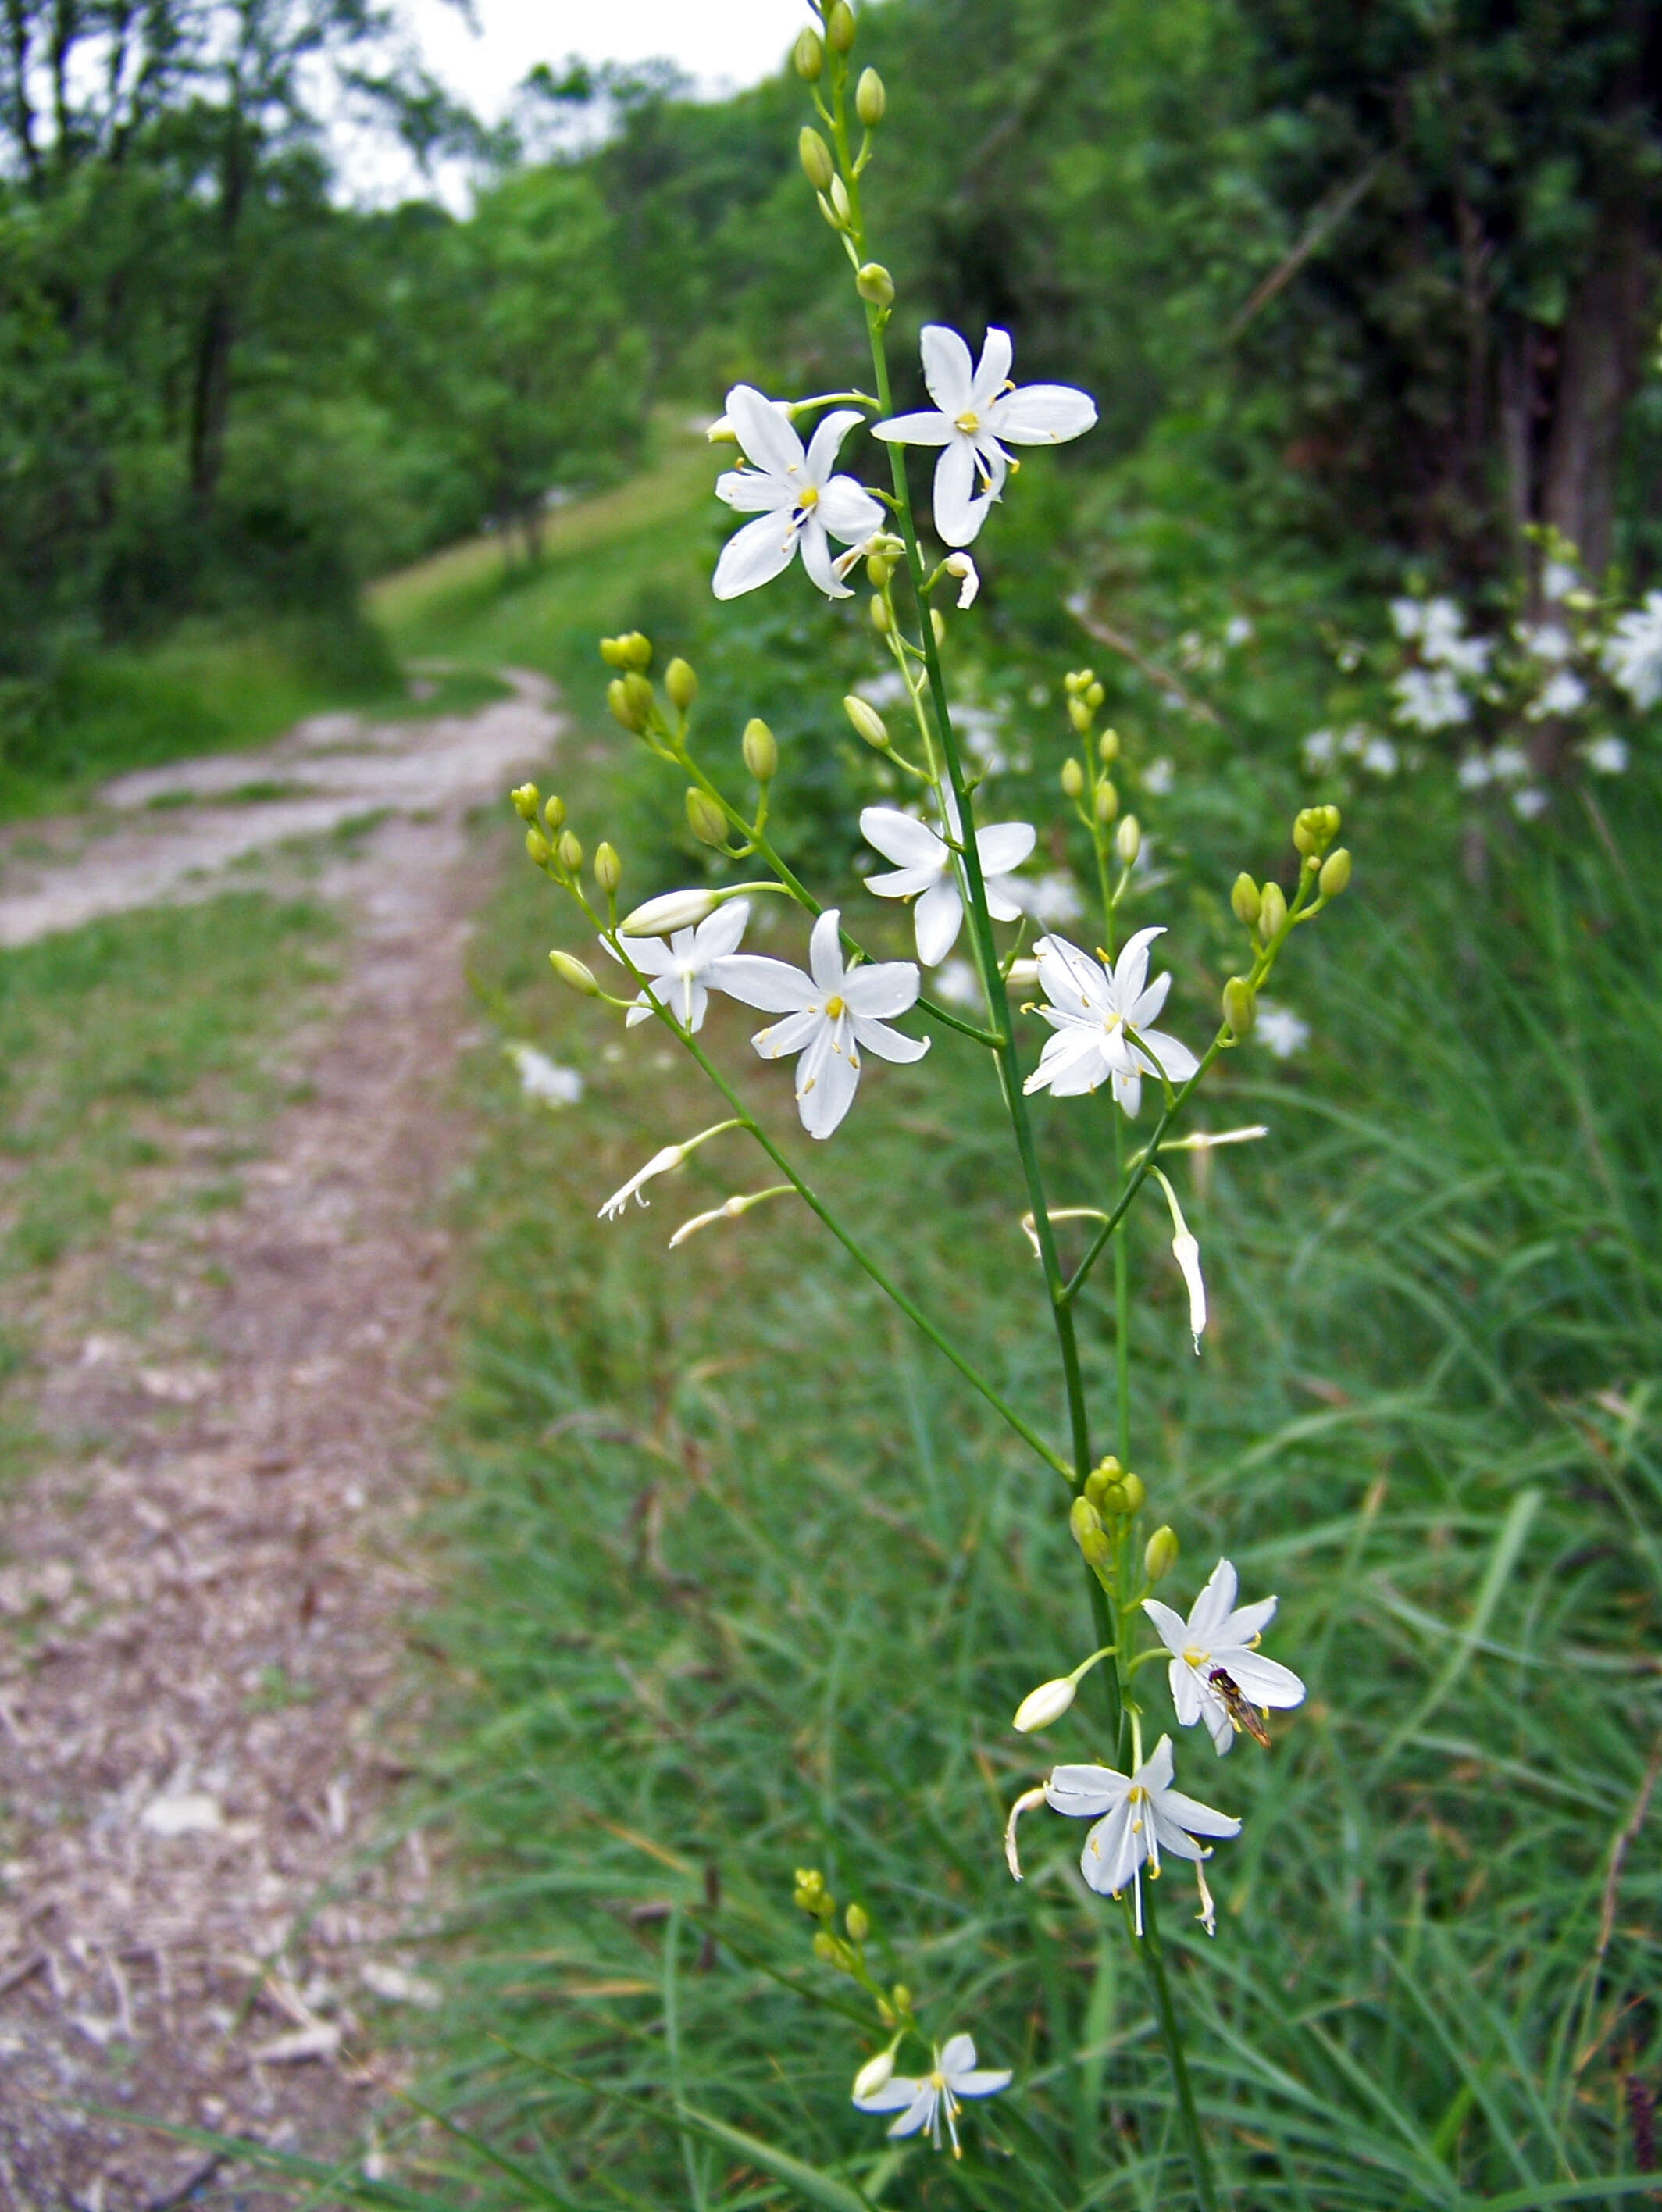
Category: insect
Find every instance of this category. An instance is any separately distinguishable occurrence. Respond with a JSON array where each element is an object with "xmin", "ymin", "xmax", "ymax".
[{"xmin": 1208, "ymin": 1667, "xmax": 1272, "ymax": 1749}]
